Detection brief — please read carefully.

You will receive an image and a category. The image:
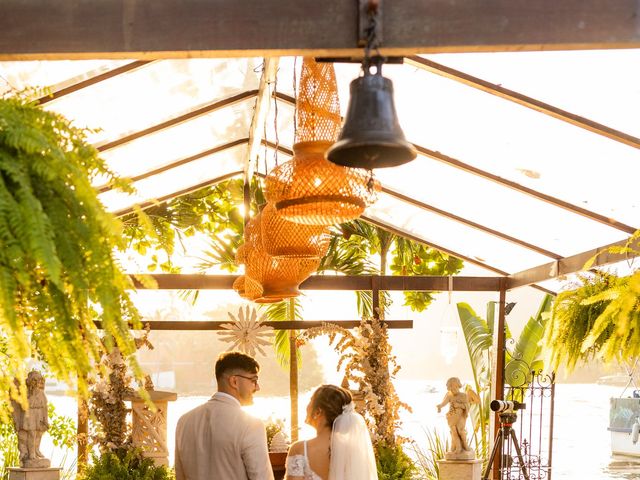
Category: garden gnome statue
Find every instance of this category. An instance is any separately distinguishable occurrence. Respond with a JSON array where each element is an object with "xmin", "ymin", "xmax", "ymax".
[
  {"xmin": 11, "ymin": 371, "xmax": 51, "ymax": 469},
  {"xmin": 436, "ymin": 376, "xmax": 478, "ymax": 461}
]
